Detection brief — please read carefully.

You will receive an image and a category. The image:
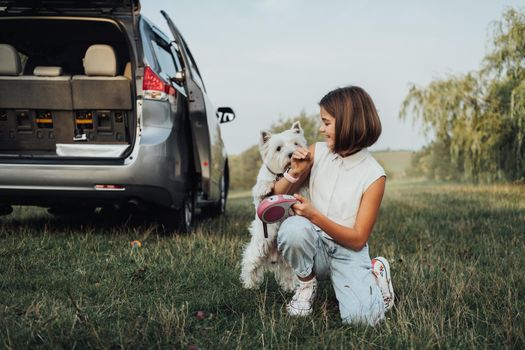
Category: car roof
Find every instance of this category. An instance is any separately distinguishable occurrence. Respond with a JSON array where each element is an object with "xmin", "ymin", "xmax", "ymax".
[{"xmin": 0, "ymin": 0, "xmax": 140, "ymax": 16}]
